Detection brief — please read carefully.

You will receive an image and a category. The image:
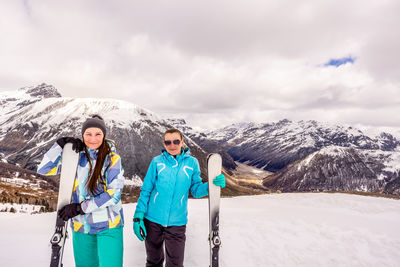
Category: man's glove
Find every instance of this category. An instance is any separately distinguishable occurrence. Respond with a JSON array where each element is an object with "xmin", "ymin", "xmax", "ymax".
[
  {"xmin": 213, "ymin": 174, "xmax": 226, "ymax": 188},
  {"xmin": 56, "ymin": 137, "xmax": 84, "ymax": 153},
  {"xmin": 58, "ymin": 203, "xmax": 85, "ymax": 221},
  {"xmin": 133, "ymin": 211, "xmax": 147, "ymax": 241}
]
